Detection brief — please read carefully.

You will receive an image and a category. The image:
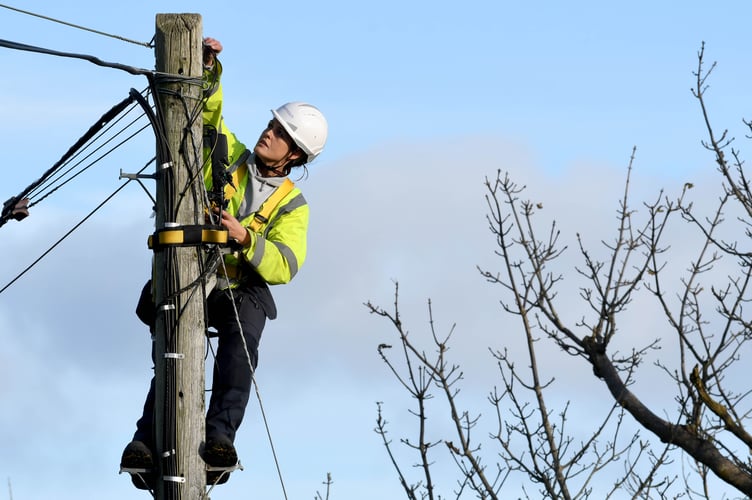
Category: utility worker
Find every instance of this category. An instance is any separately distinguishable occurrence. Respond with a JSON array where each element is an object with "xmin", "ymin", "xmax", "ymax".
[{"xmin": 121, "ymin": 37, "xmax": 328, "ymax": 488}]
